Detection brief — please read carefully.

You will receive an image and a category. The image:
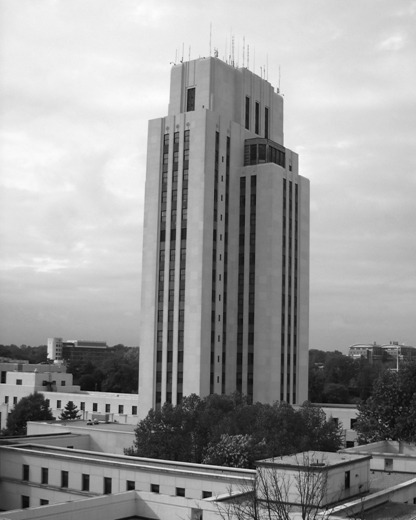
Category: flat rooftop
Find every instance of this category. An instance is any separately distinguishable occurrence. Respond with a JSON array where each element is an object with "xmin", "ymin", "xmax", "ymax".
[
  {"xmin": 257, "ymin": 450, "xmax": 370, "ymax": 468},
  {"xmin": 35, "ymin": 419, "xmax": 137, "ymax": 433}
]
